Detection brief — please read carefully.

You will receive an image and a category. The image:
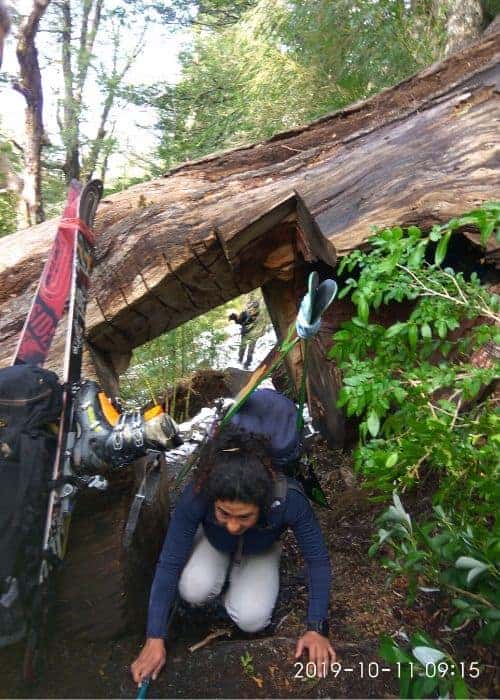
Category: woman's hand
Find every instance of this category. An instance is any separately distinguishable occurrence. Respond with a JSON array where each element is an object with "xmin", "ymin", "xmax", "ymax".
[
  {"xmin": 295, "ymin": 631, "xmax": 336, "ymax": 678},
  {"xmin": 131, "ymin": 637, "xmax": 166, "ymax": 684}
]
